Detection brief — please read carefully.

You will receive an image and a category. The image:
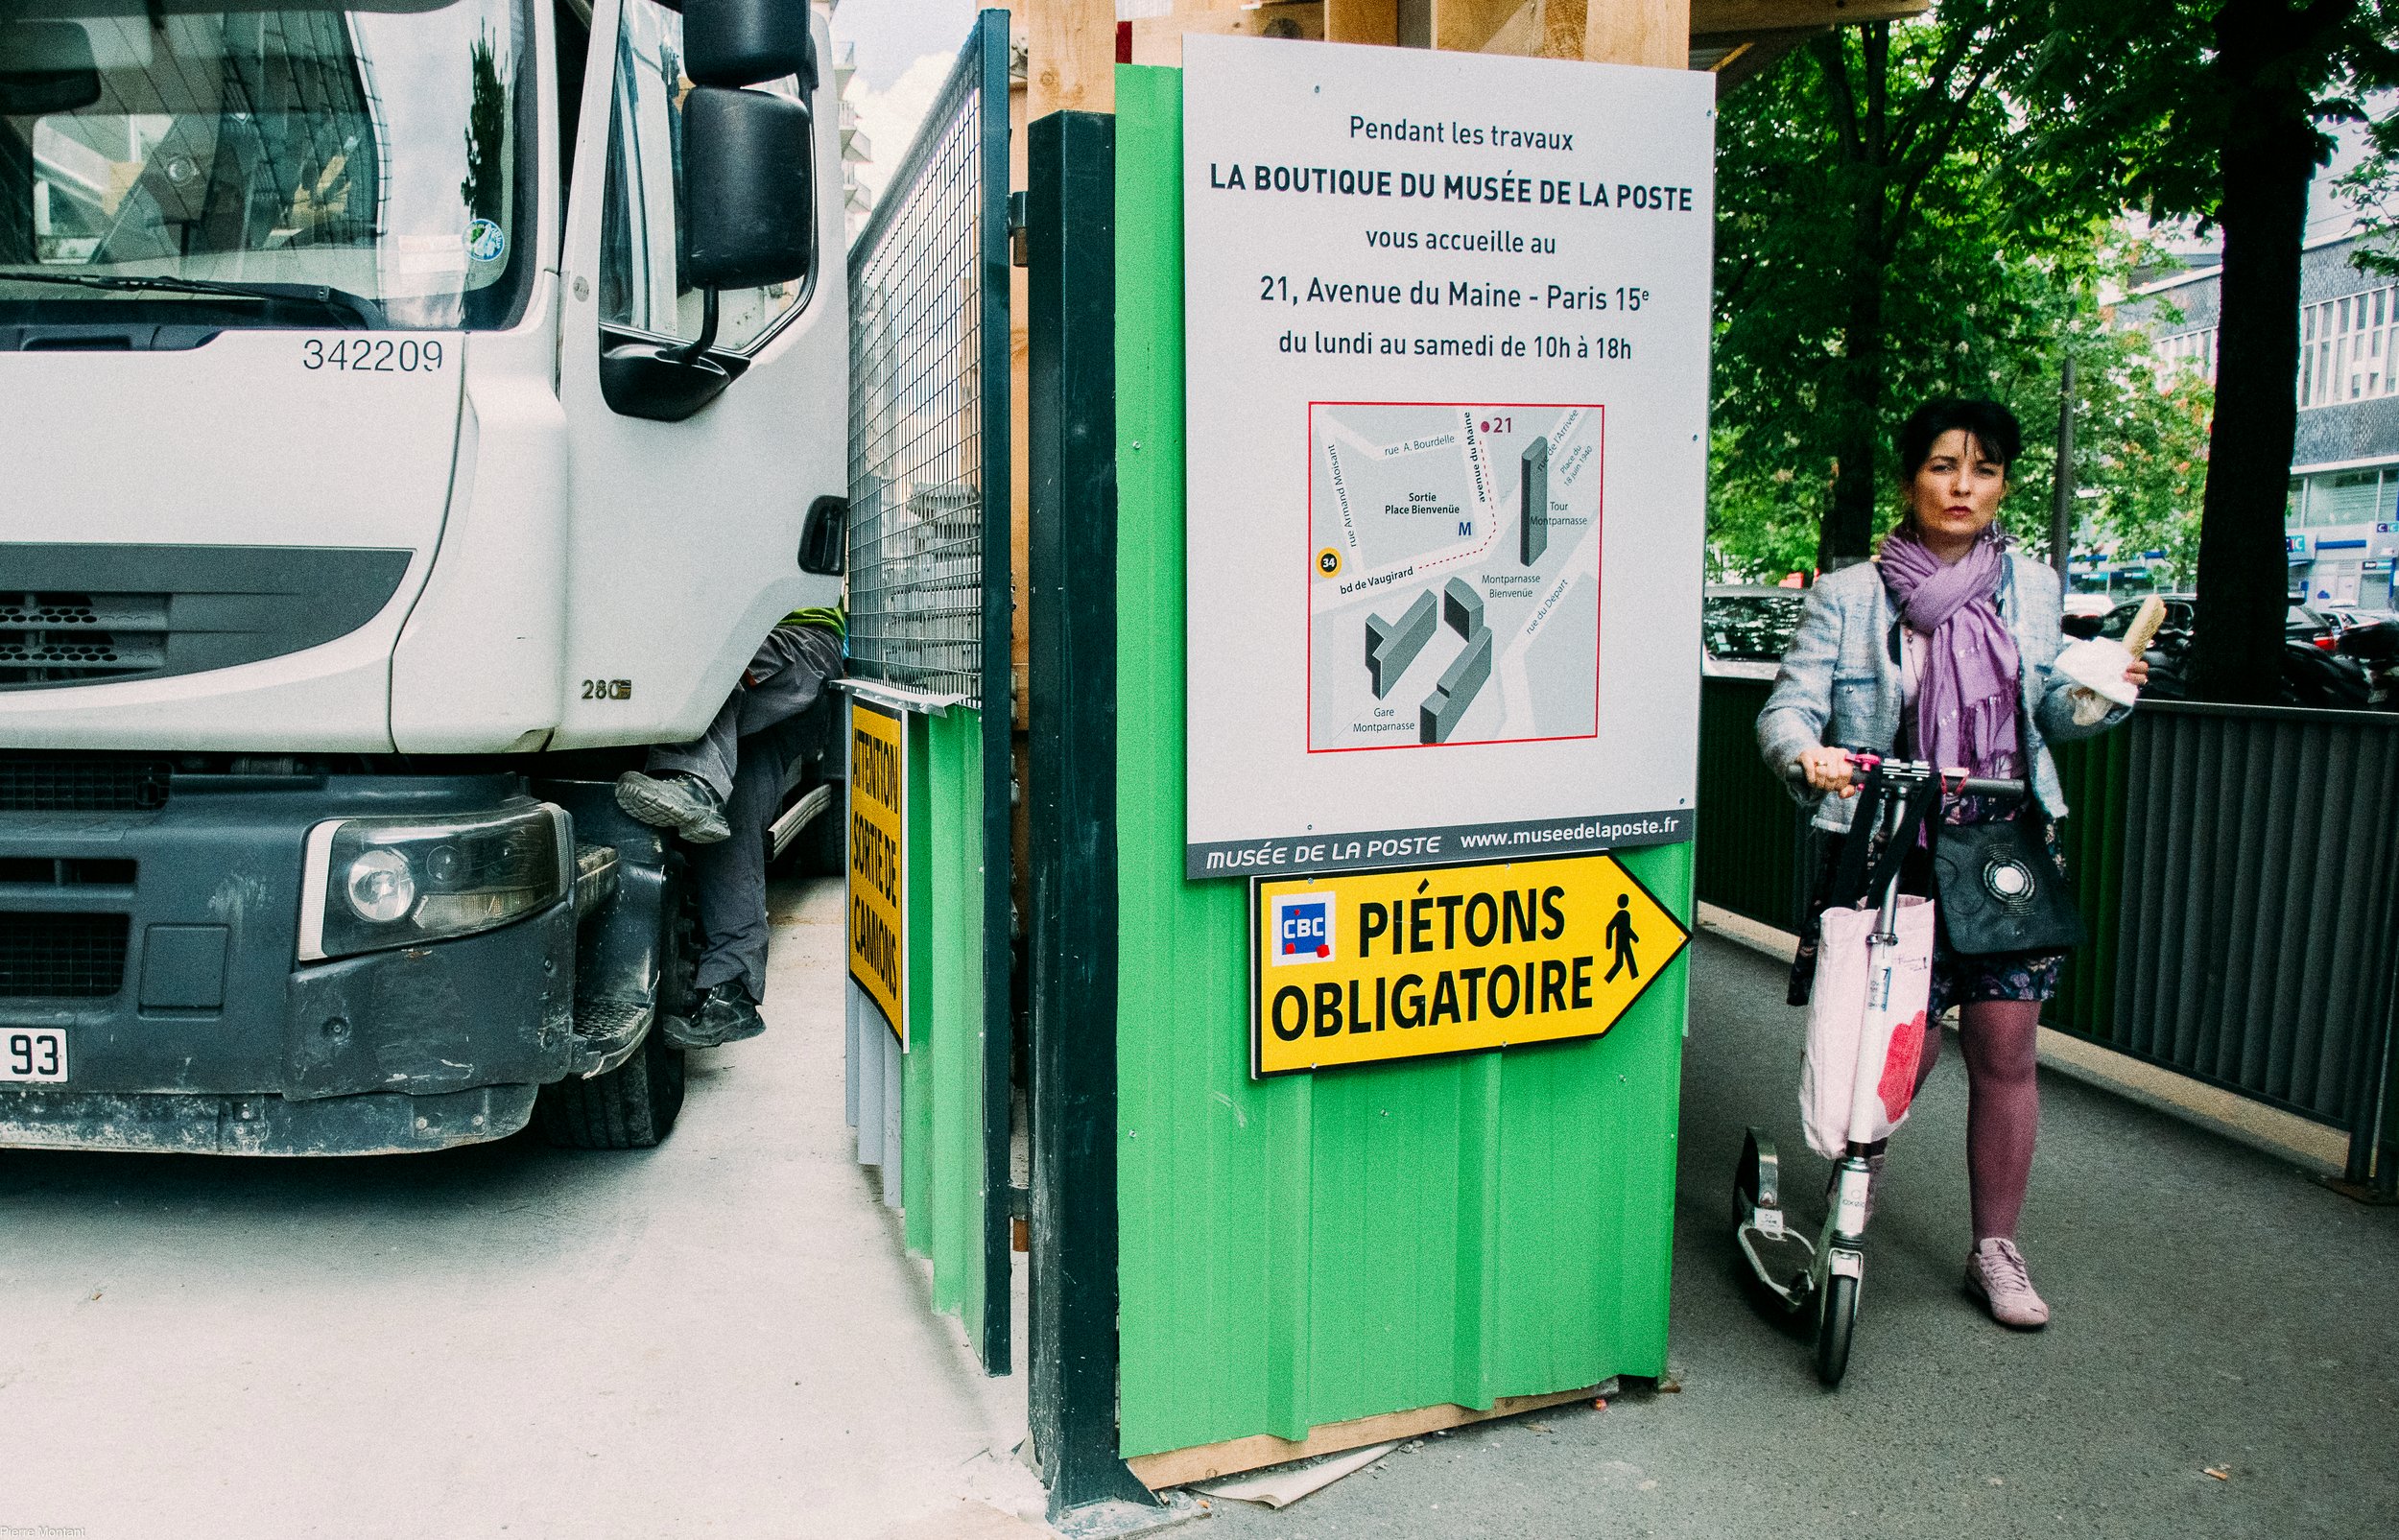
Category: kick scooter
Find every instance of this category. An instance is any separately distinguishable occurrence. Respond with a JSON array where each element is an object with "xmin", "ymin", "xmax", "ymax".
[{"xmin": 1733, "ymin": 755, "xmax": 2025, "ymax": 1386}]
